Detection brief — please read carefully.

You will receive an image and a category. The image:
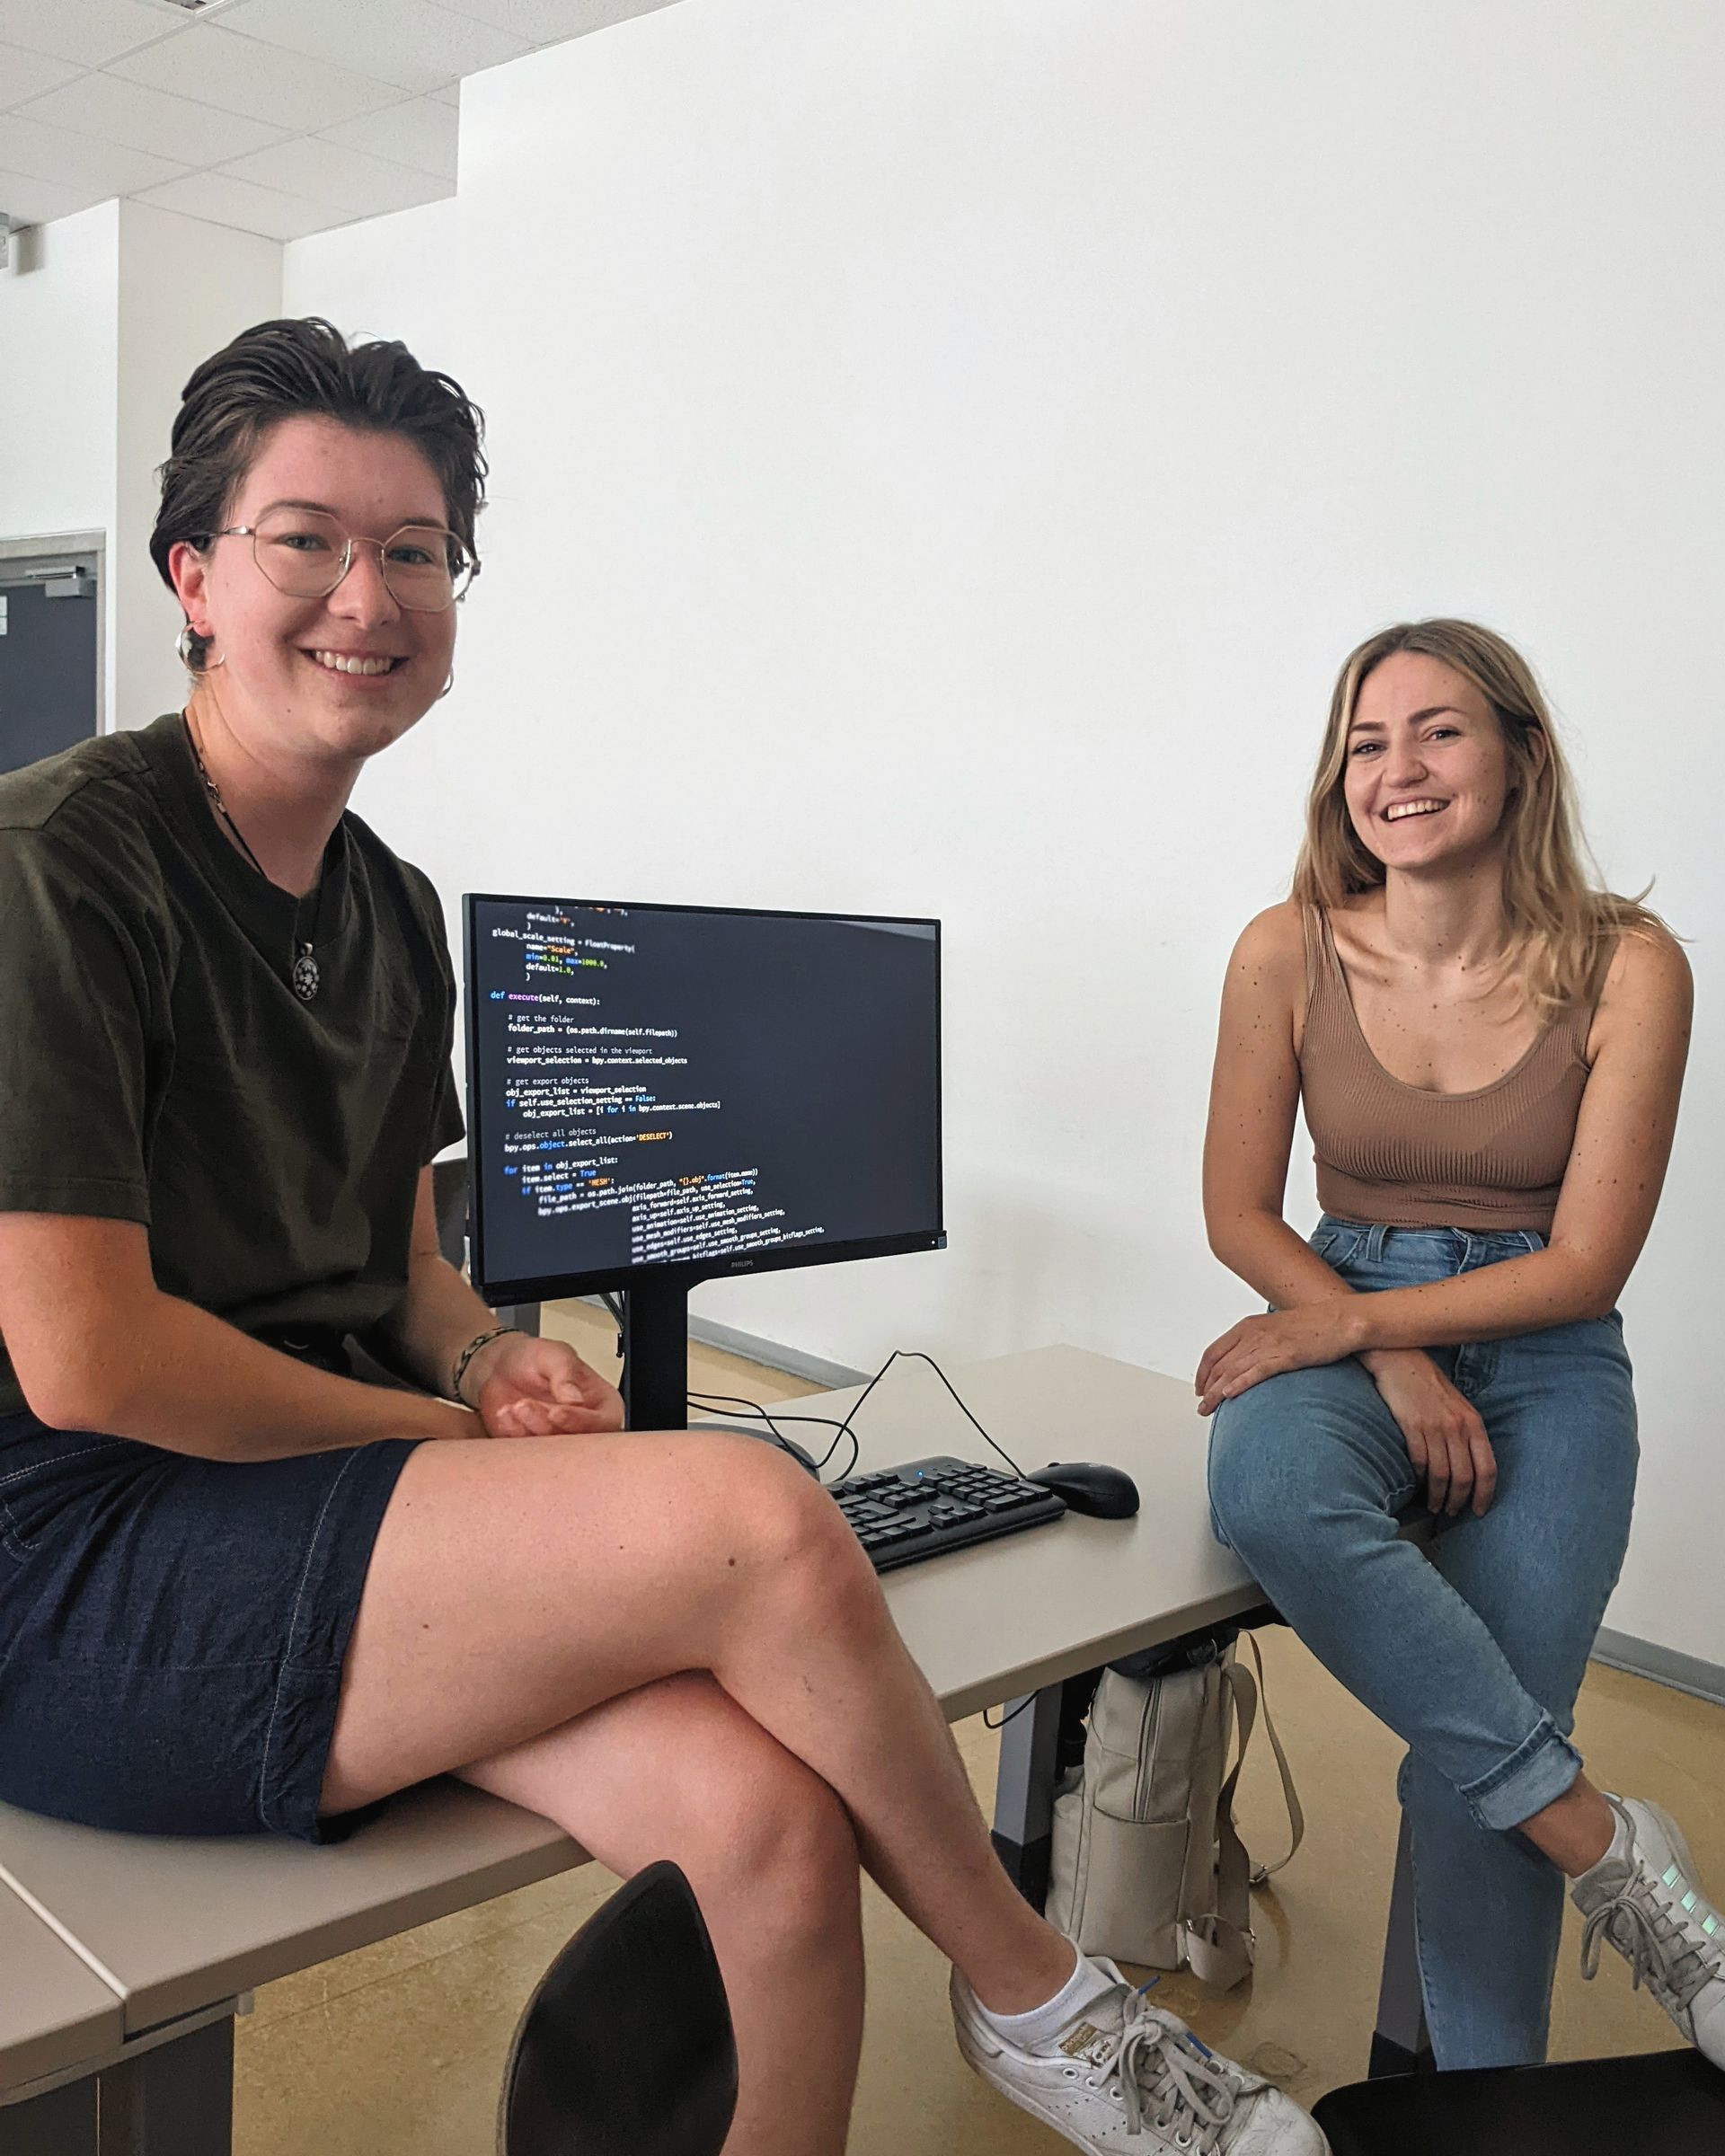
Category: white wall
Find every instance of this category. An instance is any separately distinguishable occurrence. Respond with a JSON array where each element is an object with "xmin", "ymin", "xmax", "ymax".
[
  {"xmin": 0, "ymin": 199, "xmax": 280, "ymax": 729},
  {"xmin": 114, "ymin": 202, "xmax": 282, "ymax": 732},
  {"xmin": 0, "ymin": 200, "xmax": 119, "ymax": 538},
  {"xmin": 0, "ymin": 200, "xmax": 119, "ymax": 706},
  {"xmin": 280, "ymin": 0, "xmax": 1725, "ymax": 1665}
]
